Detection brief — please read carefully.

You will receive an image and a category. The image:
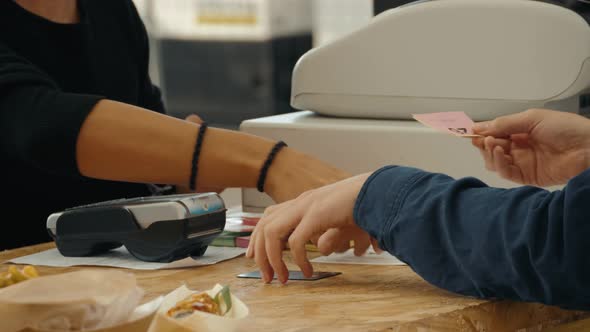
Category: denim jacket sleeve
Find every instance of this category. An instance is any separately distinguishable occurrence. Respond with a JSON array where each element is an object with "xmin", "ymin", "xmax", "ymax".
[{"xmin": 353, "ymin": 165, "xmax": 590, "ymax": 310}]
